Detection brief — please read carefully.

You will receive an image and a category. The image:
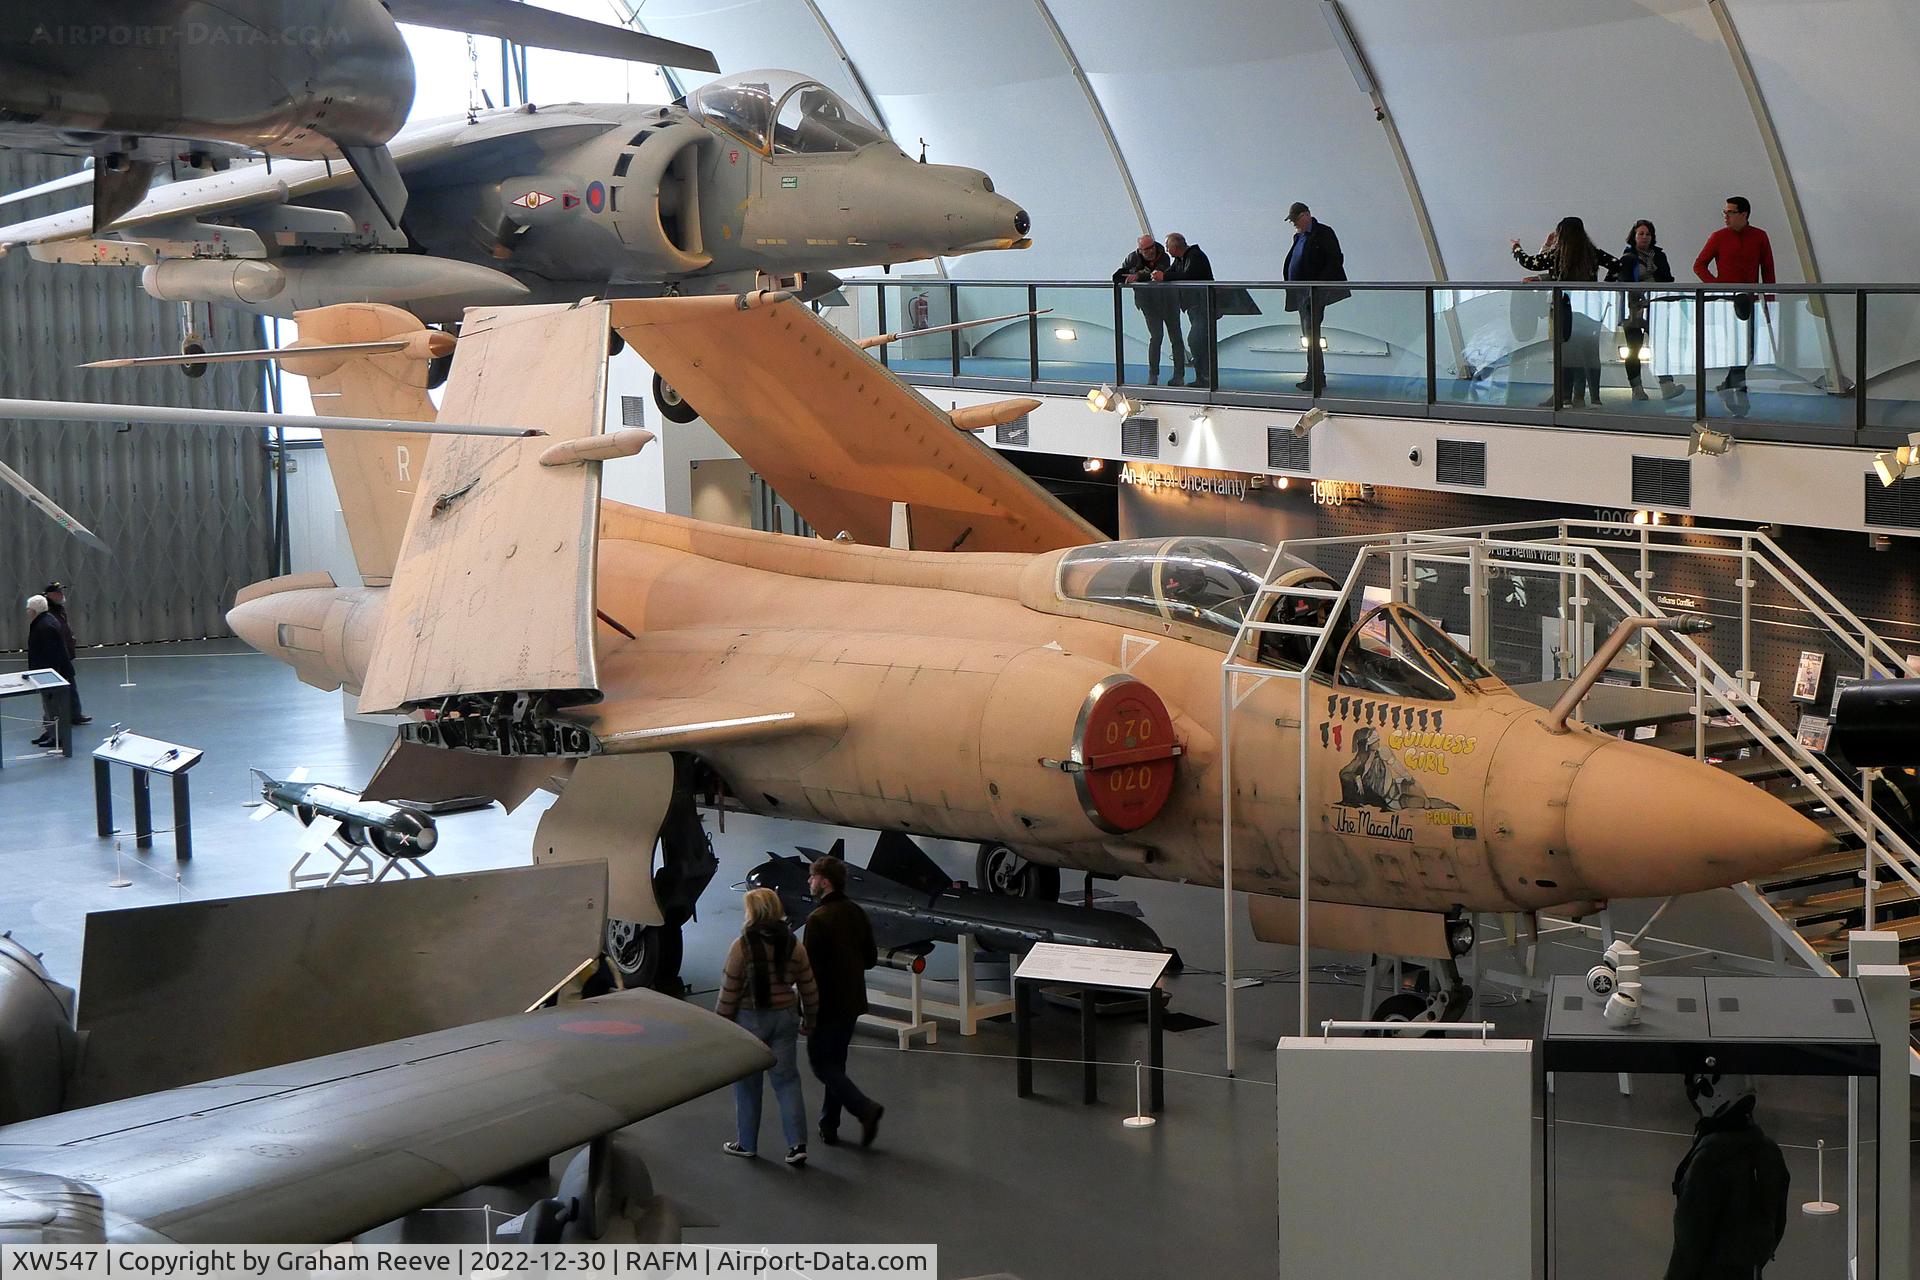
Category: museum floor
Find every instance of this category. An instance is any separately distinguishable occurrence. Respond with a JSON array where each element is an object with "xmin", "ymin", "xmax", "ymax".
[{"xmin": 1, "ymin": 642, "xmax": 1914, "ymax": 1278}]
